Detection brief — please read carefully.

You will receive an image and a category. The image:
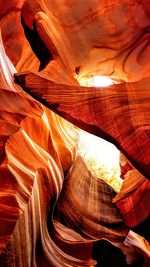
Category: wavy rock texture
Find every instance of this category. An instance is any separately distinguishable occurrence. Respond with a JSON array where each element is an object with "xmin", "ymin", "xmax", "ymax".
[
  {"xmin": 0, "ymin": 33, "xmax": 130, "ymax": 267},
  {"xmin": 21, "ymin": 0, "xmax": 150, "ymax": 82},
  {"xmin": 0, "ymin": 0, "xmax": 40, "ymax": 72},
  {"xmin": 15, "ymin": 71, "xmax": 150, "ymax": 180},
  {"xmin": 0, "ymin": 0, "xmax": 150, "ymax": 266}
]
